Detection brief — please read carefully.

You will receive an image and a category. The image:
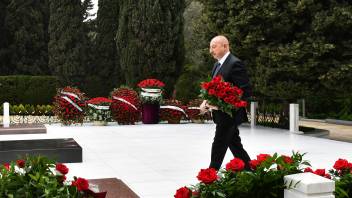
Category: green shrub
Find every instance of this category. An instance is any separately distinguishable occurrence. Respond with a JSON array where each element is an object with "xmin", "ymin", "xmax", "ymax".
[
  {"xmin": 8, "ymin": 104, "xmax": 54, "ymax": 116},
  {"xmin": 0, "ymin": 75, "xmax": 58, "ymax": 105},
  {"xmin": 0, "ymin": 156, "xmax": 89, "ymax": 197}
]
